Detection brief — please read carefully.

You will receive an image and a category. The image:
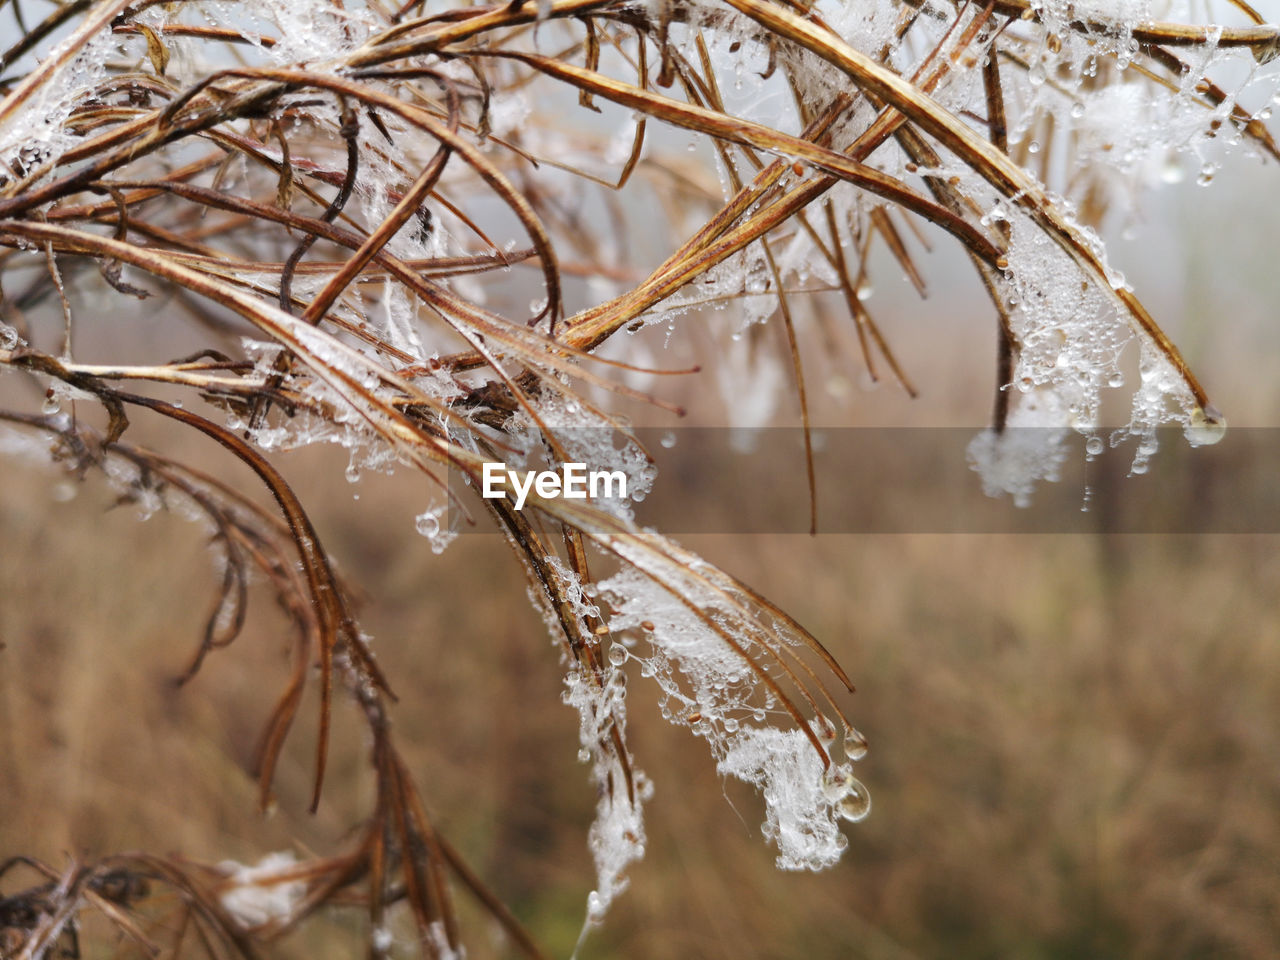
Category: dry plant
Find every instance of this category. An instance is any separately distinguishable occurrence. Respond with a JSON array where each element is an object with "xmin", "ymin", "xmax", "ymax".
[{"xmin": 1, "ymin": 0, "xmax": 1276, "ymax": 957}]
